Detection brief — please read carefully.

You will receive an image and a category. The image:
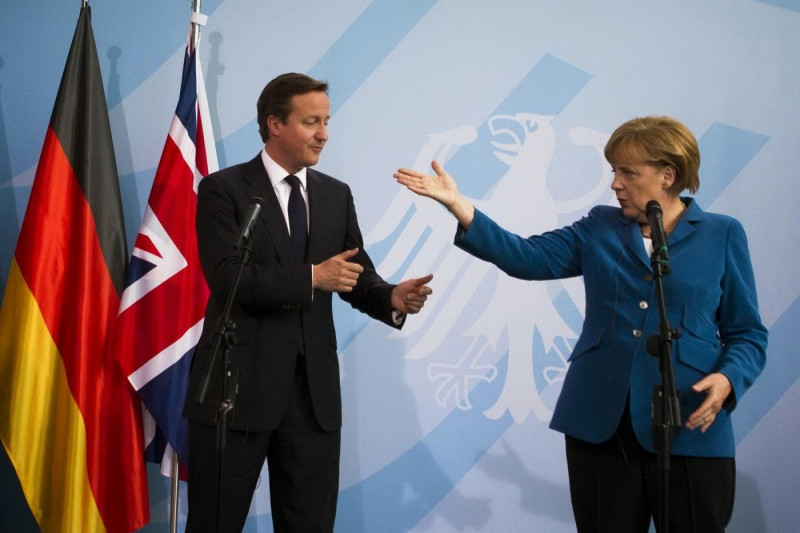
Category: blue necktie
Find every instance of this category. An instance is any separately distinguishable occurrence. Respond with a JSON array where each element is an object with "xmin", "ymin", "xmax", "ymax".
[{"xmin": 286, "ymin": 175, "xmax": 308, "ymax": 264}]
